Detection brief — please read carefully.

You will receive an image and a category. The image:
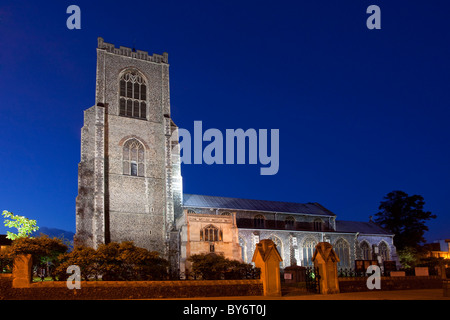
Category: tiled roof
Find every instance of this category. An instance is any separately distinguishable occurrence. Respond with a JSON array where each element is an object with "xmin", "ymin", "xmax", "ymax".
[
  {"xmin": 335, "ymin": 220, "xmax": 391, "ymax": 235},
  {"xmin": 183, "ymin": 194, "xmax": 336, "ymax": 217}
]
